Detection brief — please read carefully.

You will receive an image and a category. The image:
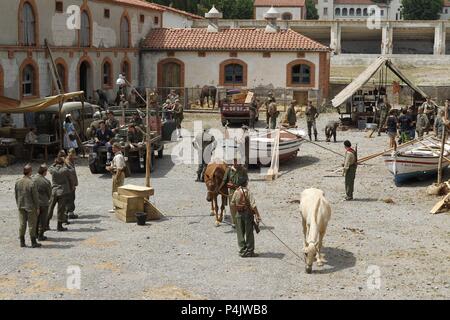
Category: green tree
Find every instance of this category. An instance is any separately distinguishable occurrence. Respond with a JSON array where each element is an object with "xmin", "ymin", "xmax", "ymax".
[
  {"xmin": 401, "ymin": 0, "xmax": 444, "ymax": 20},
  {"xmin": 305, "ymin": 0, "xmax": 319, "ymax": 20}
]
